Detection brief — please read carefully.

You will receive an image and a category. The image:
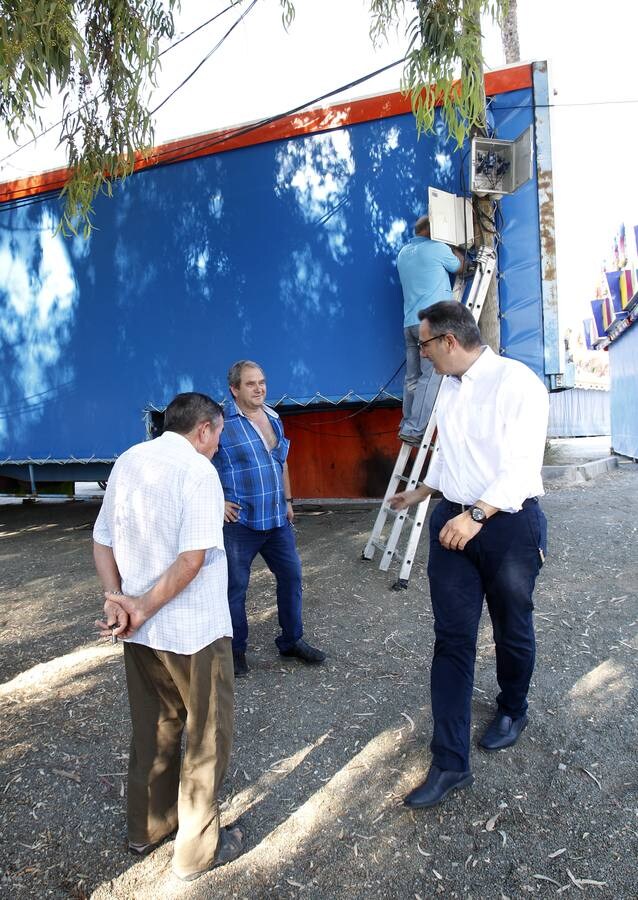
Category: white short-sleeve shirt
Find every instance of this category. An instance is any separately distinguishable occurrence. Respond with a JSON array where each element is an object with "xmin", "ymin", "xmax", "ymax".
[{"xmin": 93, "ymin": 431, "xmax": 232, "ymax": 654}]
